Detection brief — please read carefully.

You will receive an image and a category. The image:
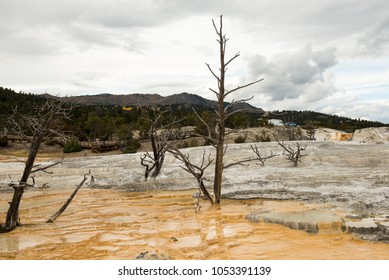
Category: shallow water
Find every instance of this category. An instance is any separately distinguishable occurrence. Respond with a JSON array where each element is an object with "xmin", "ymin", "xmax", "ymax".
[{"xmin": 1, "ymin": 188, "xmax": 389, "ymax": 260}]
